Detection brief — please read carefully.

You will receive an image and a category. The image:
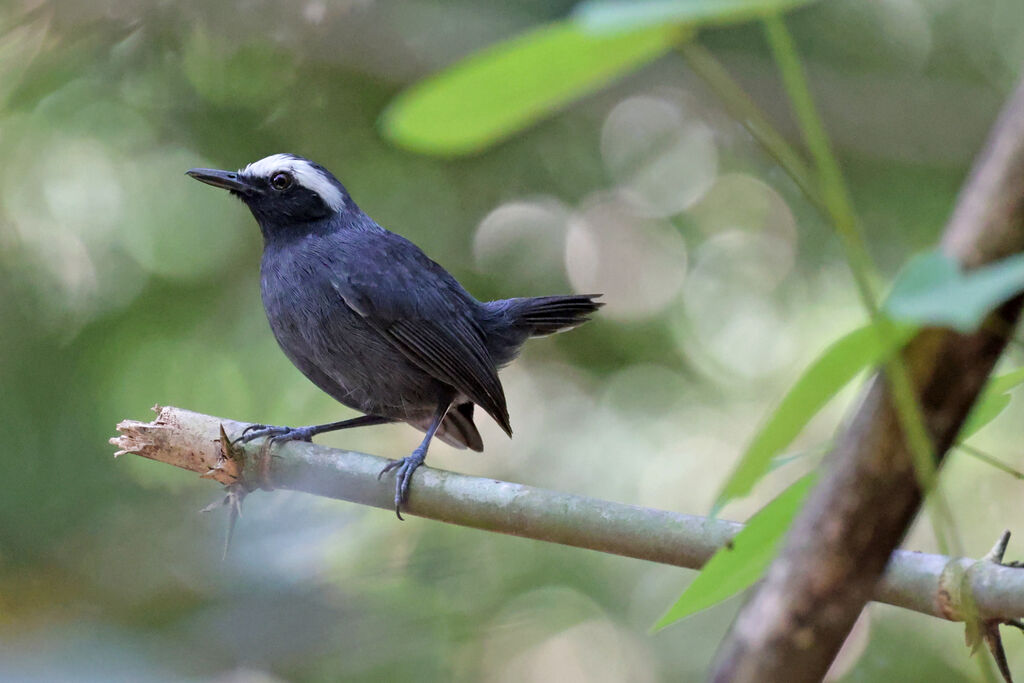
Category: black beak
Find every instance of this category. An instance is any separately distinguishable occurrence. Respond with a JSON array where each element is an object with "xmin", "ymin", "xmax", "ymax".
[{"xmin": 186, "ymin": 168, "xmax": 259, "ymax": 195}]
